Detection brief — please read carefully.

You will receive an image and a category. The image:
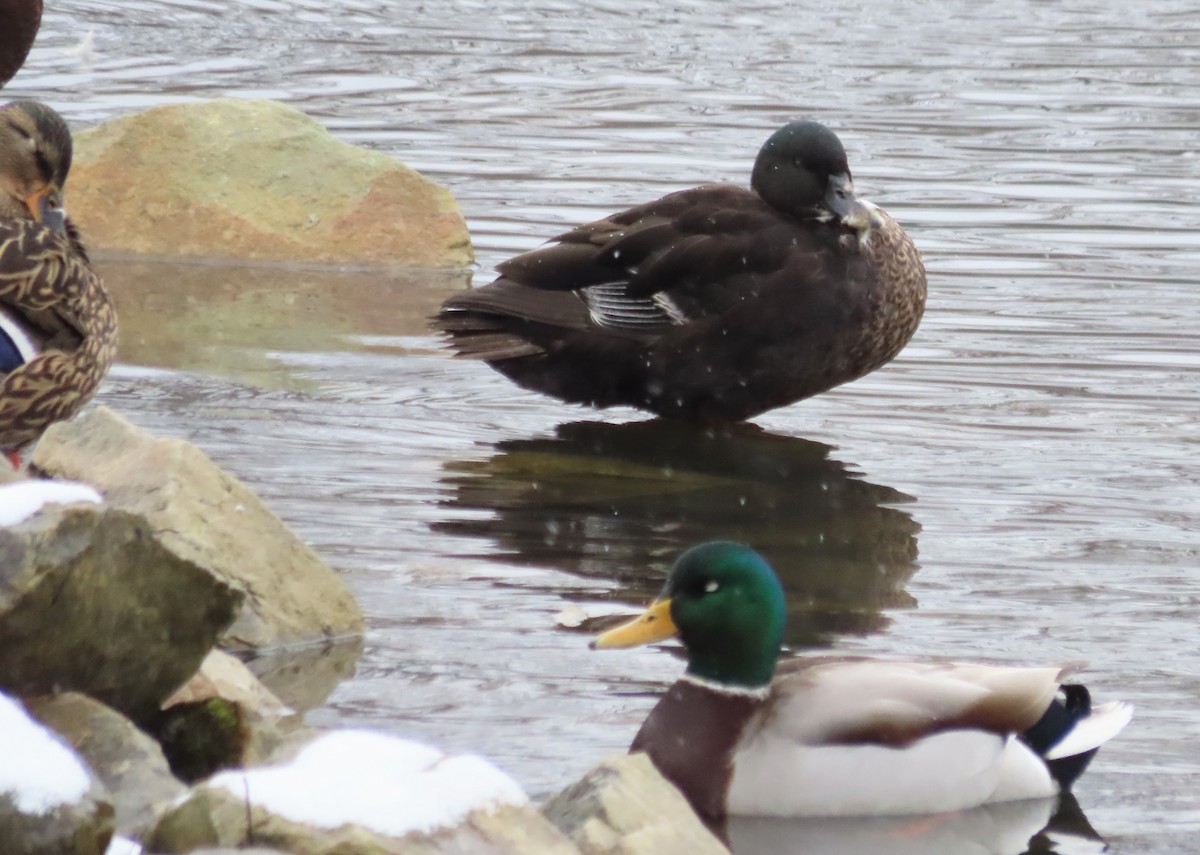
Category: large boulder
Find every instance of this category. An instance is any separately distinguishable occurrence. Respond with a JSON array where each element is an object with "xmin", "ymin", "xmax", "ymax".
[
  {"xmin": 0, "ymin": 503, "xmax": 242, "ymax": 721},
  {"xmin": 542, "ymin": 754, "xmax": 730, "ymax": 855},
  {"xmin": 69, "ymin": 99, "xmax": 473, "ymax": 268},
  {"xmin": 31, "ymin": 406, "xmax": 363, "ymax": 650},
  {"xmin": 0, "ymin": 692, "xmax": 114, "ymax": 855},
  {"xmin": 25, "ymin": 692, "xmax": 187, "ymax": 841},
  {"xmin": 148, "ymin": 730, "xmax": 581, "ymax": 855}
]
